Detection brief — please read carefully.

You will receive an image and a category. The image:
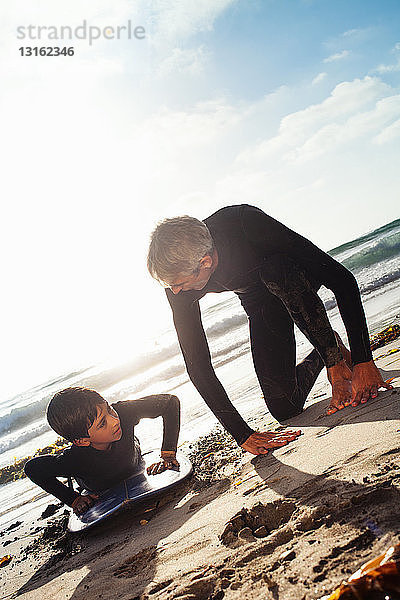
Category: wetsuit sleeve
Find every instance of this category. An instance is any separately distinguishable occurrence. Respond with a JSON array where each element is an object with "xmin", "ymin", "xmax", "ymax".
[
  {"xmin": 166, "ymin": 289, "xmax": 254, "ymax": 445},
  {"xmin": 24, "ymin": 454, "xmax": 79, "ymax": 507},
  {"xmin": 116, "ymin": 395, "xmax": 181, "ymax": 452}
]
